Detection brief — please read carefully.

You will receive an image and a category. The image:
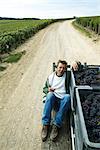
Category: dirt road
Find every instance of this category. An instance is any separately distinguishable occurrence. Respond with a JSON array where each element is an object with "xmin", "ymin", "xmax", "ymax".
[{"xmin": 0, "ymin": 20, "xmax": 100, "ymax": 150}]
